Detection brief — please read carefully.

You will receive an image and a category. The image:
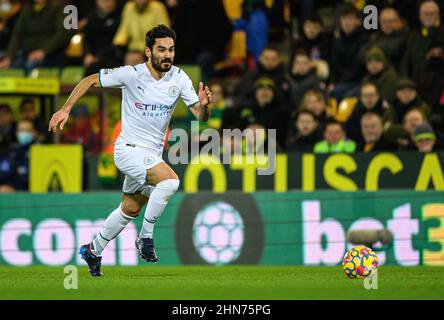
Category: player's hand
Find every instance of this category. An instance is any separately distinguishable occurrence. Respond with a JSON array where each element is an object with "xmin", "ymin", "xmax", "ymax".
[
  {"xmin": 198, "ymin": 82, "xmax": 212, "ymax": 107},
  {"xmin": 48, "ymin": 109, "xmax": 70, "ymax": 133}
]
